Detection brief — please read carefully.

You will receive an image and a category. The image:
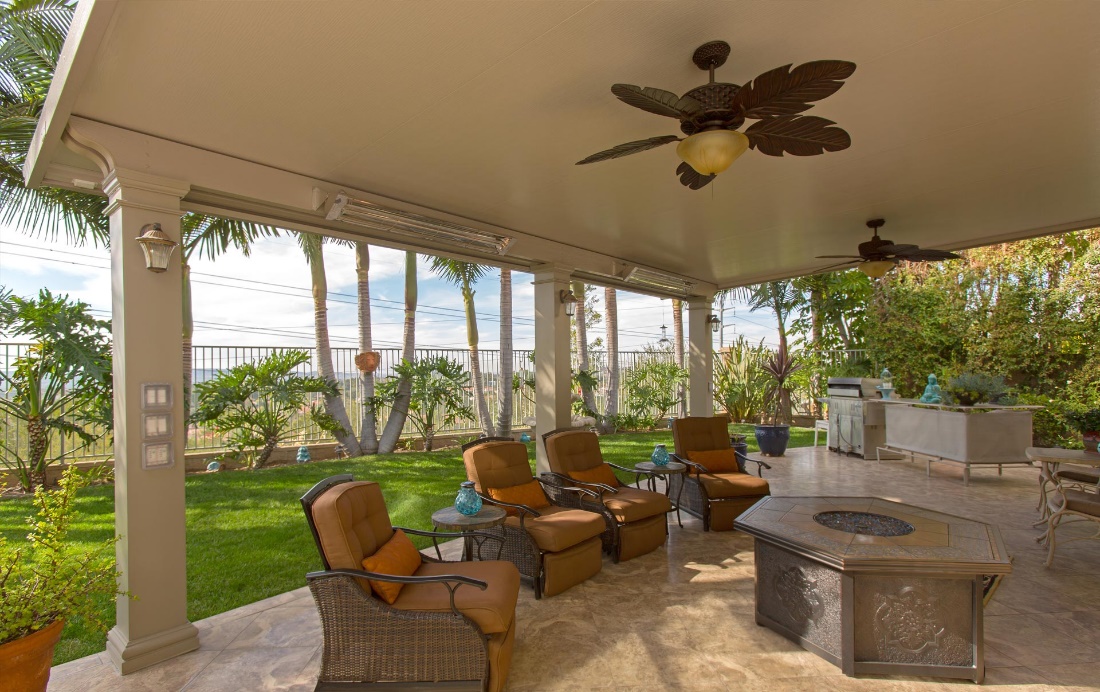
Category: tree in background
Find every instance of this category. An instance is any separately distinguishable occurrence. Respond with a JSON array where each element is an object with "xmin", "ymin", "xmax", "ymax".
[
  {"xmin": 497, "ymin": 268, "xmax": 513, "ymax": 436},
  {"xmin": 355, "ymin": 242, "xmax": 379, "ymax": 454},
  {"xmin": 733, "ymin": 281, "xmax": 800, "ymax": 355},
  {"xmin": 374, "ymin": 357, "xmax": 473, "ymax": 452},
  {"xmin": 429, "ymin": 257, "xmax": 493, "ymax": 436},
  {"xmin": 189, "ymin": 349, "xmax": 343, "ymax": 468},
  {"xmin": 0, "ymin": 289, "xmax": 112, "ymax": 491},
  {"xmin": 377, "ymin": 251, "xmax": 417, "ymax": 453},
  {"xmin": 671, "ymin": 298, "xmax": 685, "ymax": 417},
  {"xmin": 572, "ymin": 281, "xmax": 598, "ymax": 416},
  {"xmin": 597, "ymin": 287, "xmax": 619, "ymax": 433},
  {"xmin": 298, "ymin": 232, "xmax": 361, "ymax": 457}
]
